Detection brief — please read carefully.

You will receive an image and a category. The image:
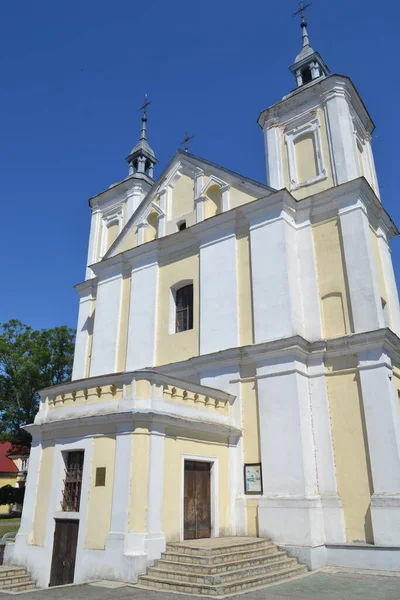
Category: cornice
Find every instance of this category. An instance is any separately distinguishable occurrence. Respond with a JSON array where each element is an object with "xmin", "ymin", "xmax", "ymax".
[
  {"xmin": 86, "ymin": 176, "xmax": 398, "ymax": 283},
  {"xmin": 74, "ymin": 277, "xmax": 98, "ymax": 298},
  {"xmin": 25, "ymin": 409, "xmax": 241, "ymax": 441},
  {"xmin": 258, "ymin": 74, "xmax": 375, "ymax": 134},
  {"xmin": 295, "ymin": 177, "xmax": 398, "ymax": 239},
  {"xmin": 156, "ymin": 329, "xmax": 400, "ymax": 375},
  {"xmin": 88, "ymin": 174, "xmax": 153, "ymax": 208}
]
